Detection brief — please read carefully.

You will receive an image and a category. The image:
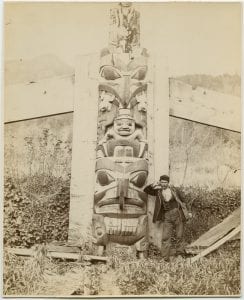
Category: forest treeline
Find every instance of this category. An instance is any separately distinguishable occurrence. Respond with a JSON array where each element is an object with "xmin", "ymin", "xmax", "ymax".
[{"xmin": 176, "ymin": 74, "xmax": 240, "ymax": 97}]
